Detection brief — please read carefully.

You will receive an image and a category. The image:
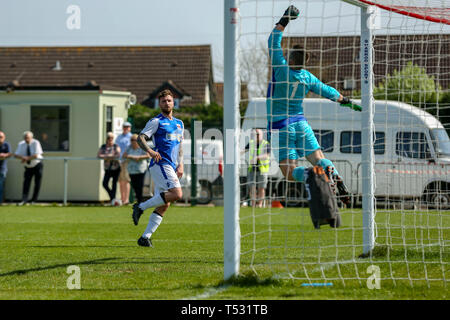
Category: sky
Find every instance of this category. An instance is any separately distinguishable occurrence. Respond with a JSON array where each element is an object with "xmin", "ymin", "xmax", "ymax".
[{"xmin": 1, "ymin": 0, "xmax": 448, "ymax": 81}]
